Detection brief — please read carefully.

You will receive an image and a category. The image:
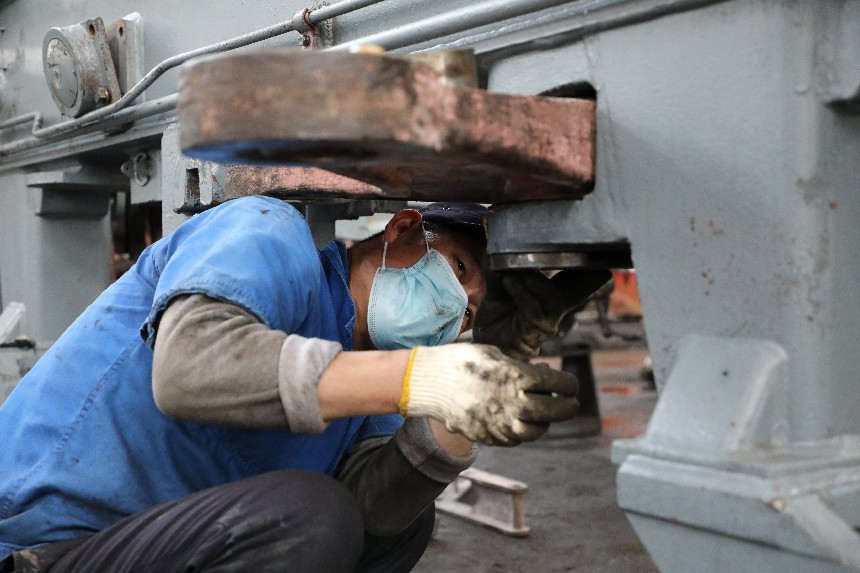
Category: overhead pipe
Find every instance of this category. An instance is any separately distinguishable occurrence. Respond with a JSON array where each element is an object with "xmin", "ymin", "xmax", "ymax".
[
  {"xmin": 332, "ymin": 0, "xmax": 572, "ymax": 52},
  {"xmin": 428, "ymin": 0, "xmax": 729, "ymax": 66},
  {"xmin": 333, "ymin": 0, "xmax": 728, "ymax": 54}
]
